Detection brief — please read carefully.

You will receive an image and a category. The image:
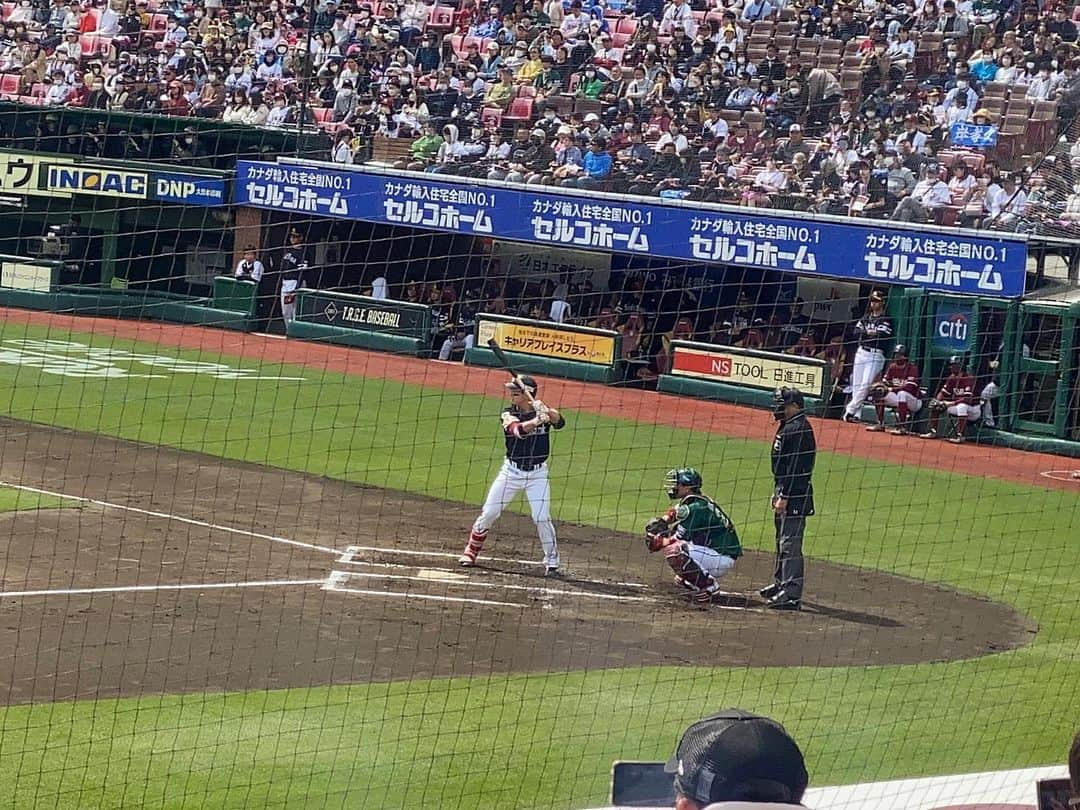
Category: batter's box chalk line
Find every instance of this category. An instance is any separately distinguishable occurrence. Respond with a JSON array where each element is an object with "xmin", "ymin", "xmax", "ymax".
[{"xmin": 325, "ymin": 548, "xmax": 752, "ymax": 611}]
